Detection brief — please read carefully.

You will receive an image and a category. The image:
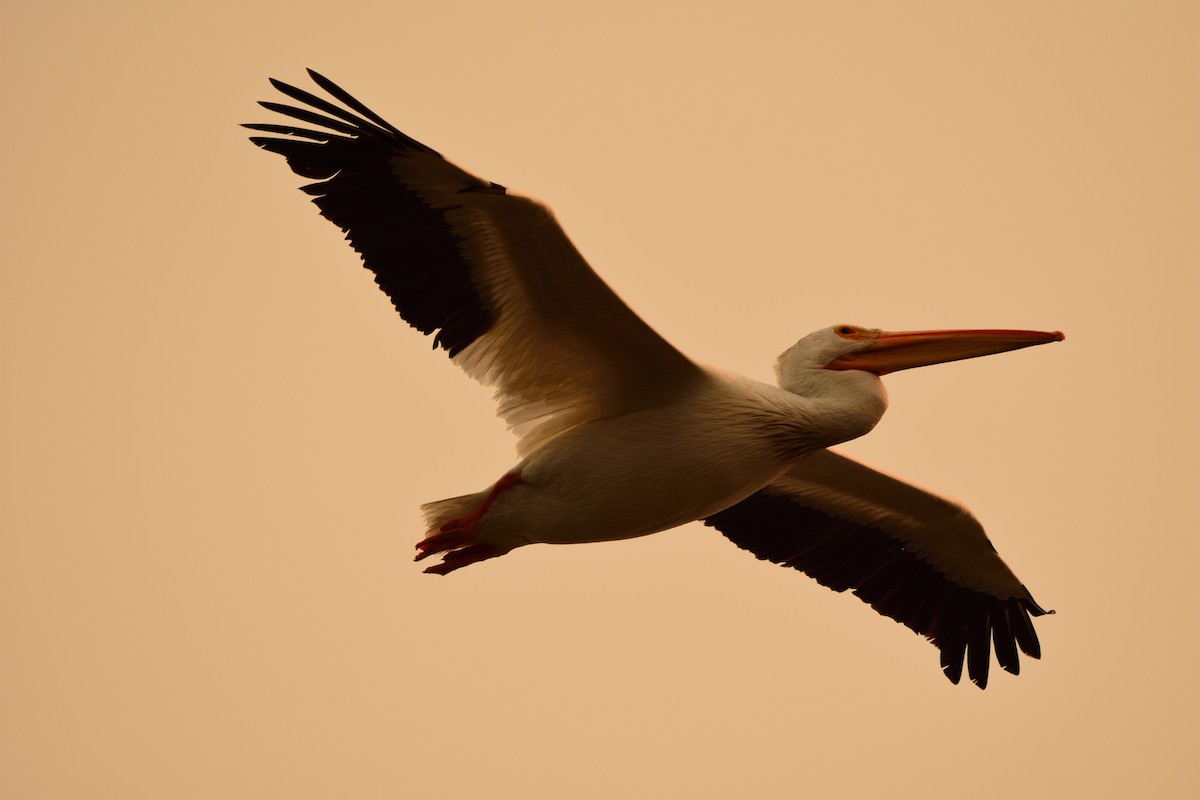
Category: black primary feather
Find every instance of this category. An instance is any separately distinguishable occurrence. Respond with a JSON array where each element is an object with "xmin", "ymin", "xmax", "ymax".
[{"xmin": 246, "ymin": 71, "xmax": 493, "ymax": 356}]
